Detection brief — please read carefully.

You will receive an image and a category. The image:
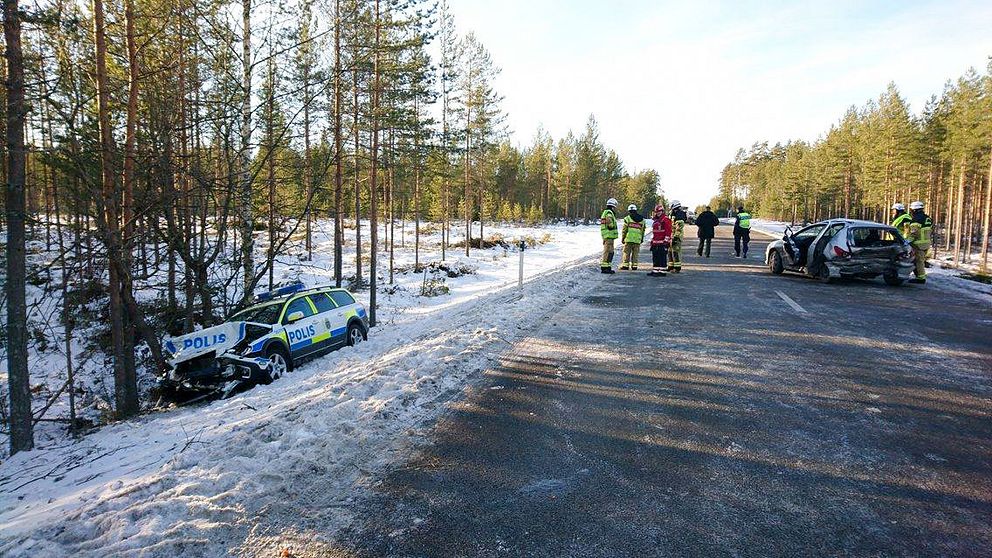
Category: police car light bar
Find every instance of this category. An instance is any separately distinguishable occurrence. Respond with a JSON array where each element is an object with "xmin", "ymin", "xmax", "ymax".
[{"xmin": 255, "ymin": 281, "xmax": 306, "ymax": 302}]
